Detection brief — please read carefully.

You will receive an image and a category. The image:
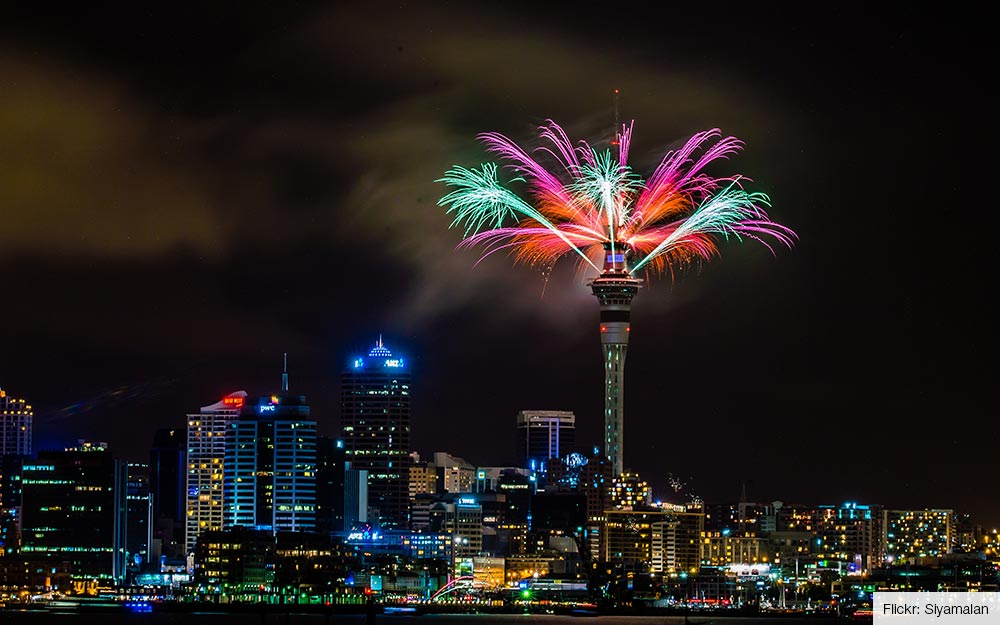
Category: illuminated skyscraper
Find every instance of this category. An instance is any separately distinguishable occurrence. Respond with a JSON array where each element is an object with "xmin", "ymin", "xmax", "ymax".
[
  {"xmin": 340, "ymin": 336, "xmax": 411, "ymax": 530},
  {"xmin": 224, "ymin": 359, "xmax": 316, "ymax": 534},
  {"xmin": 0, "ymin": 388, "xmax": 32, "ymax": 456},
  {"xmin": 185, "ymin": 390, "xmax": 246, "ymax": 556},
  {"xmin": 588, "ymin": 244, "xmax": 641, "ymax": 477}
]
